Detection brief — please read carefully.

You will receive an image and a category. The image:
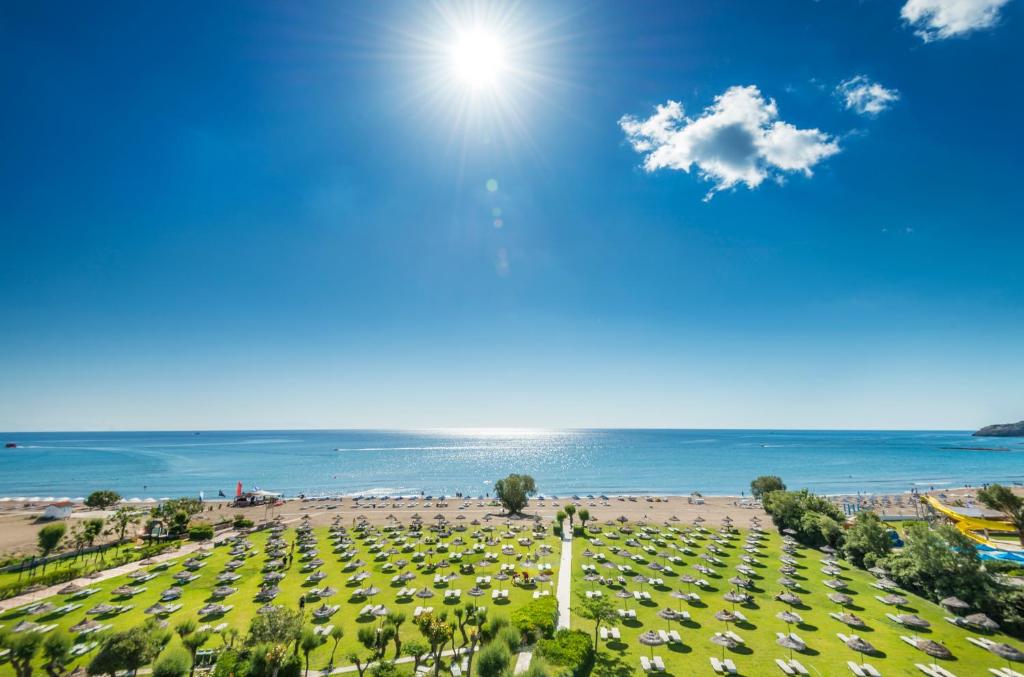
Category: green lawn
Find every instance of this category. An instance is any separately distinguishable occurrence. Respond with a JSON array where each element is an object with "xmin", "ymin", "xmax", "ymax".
[
  {"xmin": 570, "ymin": 522, "xmax": 1020, "ymax": 677},
  {"xmin": 0, "ymin": 516, "xmax": 559, "ymax": 675}
]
